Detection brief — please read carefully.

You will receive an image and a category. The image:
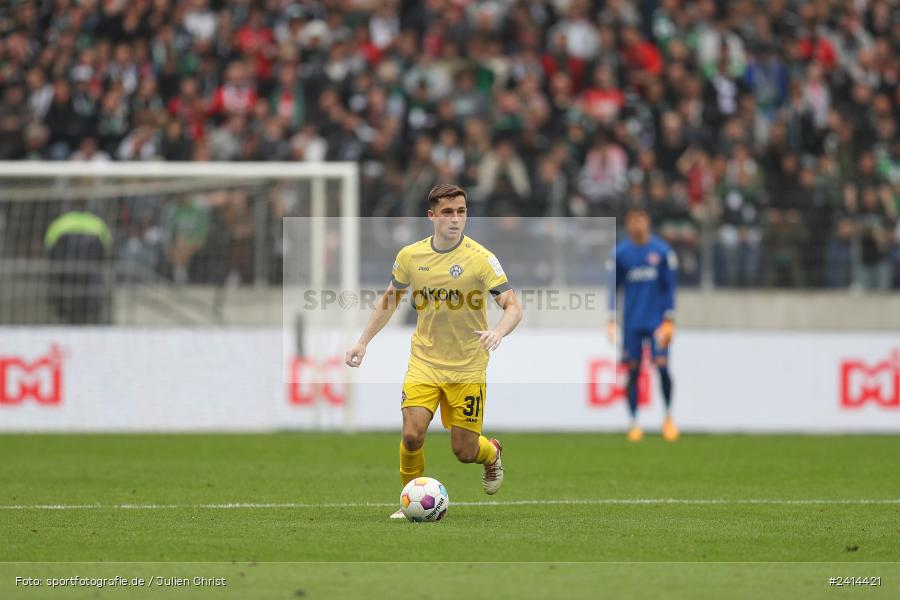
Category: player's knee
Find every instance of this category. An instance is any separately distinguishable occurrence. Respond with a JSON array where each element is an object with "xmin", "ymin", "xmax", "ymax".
[{"xmin": 401, "ymin": 430, "xmax": 425, "ymax": 451}]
